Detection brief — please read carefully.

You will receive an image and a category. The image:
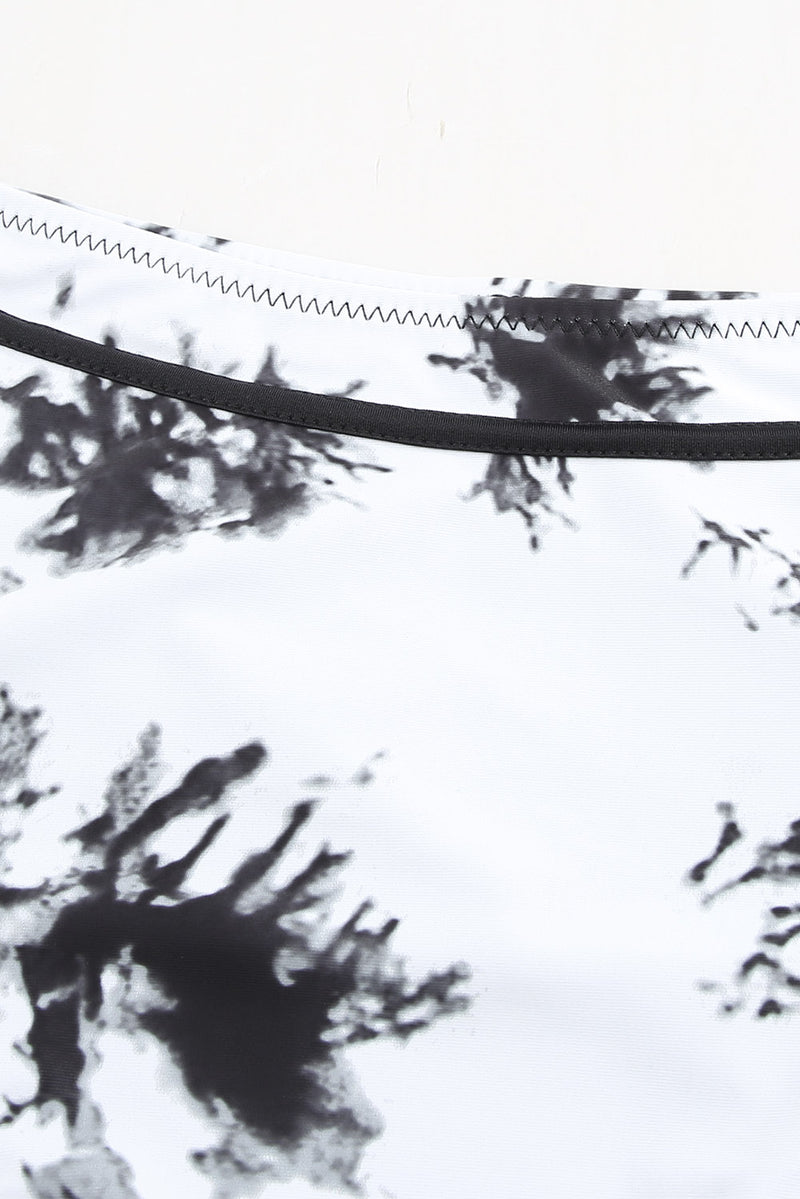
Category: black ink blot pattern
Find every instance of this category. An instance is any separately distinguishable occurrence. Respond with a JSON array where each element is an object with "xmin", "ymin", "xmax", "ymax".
[
  {"xmin": 0, "ymin": 685, "xmax": 471, "ymax": 1196},
  {"xmin": 686, "ymin": 801, "xmax": 800, "ymax": 1019},
  {"xmin": 681, "ymin": 513, "xmax": 800, "ymax": 631},
  {"xmin": 429, "ymin": 286, "xmax": 720, "ymax": 550},
  {"xmin": 0, "ymin": 335, "xmax": 390, "ymax": 578}
]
